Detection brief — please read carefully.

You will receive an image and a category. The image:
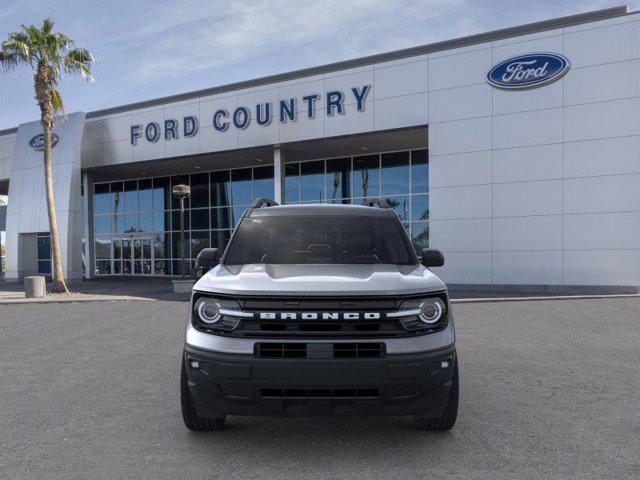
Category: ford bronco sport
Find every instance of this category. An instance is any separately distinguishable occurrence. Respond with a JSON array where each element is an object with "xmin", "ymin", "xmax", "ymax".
[{"xmin": 181, "ymin": 198, "xmax": 458, "ymax": 431}]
